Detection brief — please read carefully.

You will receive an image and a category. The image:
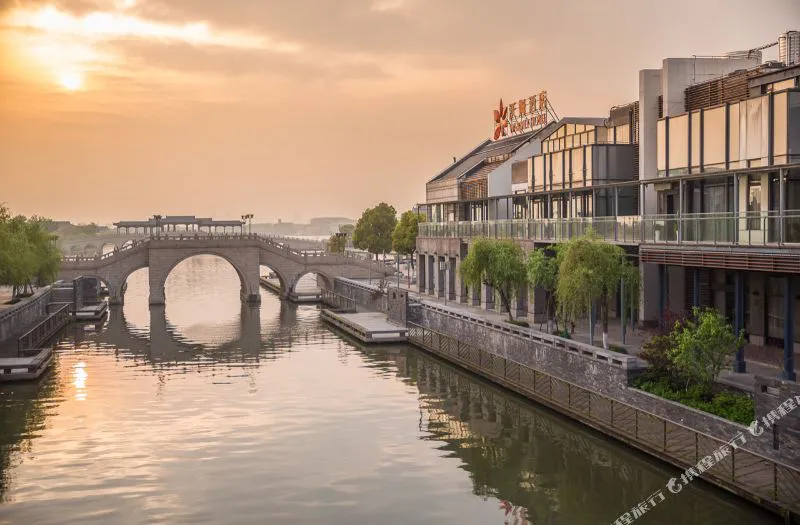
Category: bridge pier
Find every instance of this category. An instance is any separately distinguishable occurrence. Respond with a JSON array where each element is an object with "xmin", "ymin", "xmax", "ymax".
[{"xmin": 241, "ymin": 292, "xmax": 262, "ymax": 305}]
